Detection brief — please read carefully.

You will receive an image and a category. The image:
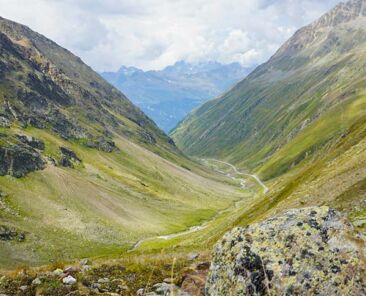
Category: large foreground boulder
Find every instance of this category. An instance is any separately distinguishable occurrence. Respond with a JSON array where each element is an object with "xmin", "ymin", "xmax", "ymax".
[{"xmin": 206, "ymin": 207, "xmax": 366, "ymax": 296}]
